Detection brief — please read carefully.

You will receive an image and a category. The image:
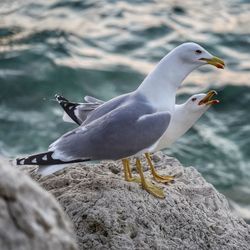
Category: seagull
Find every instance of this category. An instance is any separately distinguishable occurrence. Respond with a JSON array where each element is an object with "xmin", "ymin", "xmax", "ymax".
[
  {"xmin": 16, "ymin": 42, "xmax": 224, "ymax": 198},
  {"xmin": 55, "ymin": 90, "xmax": 219, "ymax": 184}
]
